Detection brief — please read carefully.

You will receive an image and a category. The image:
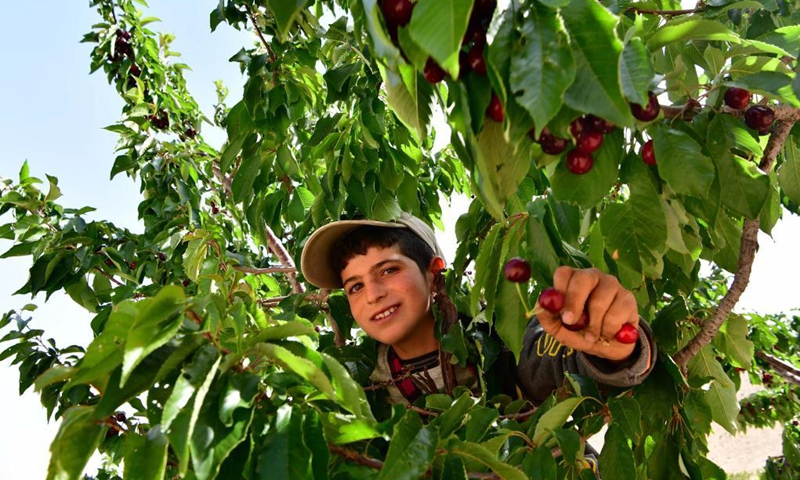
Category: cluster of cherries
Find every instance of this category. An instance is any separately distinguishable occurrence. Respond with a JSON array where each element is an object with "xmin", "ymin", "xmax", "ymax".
[
  {"xmin": 503, "ymin": 257, "xmax": 639, "ymax": 343},
  {"xmin": 724, "ymin": 87, "xmax": 776, "ymax": 134},
  {"xmin": 381, "ymin": 0, "xmax": 503, "ymax": 122}
]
